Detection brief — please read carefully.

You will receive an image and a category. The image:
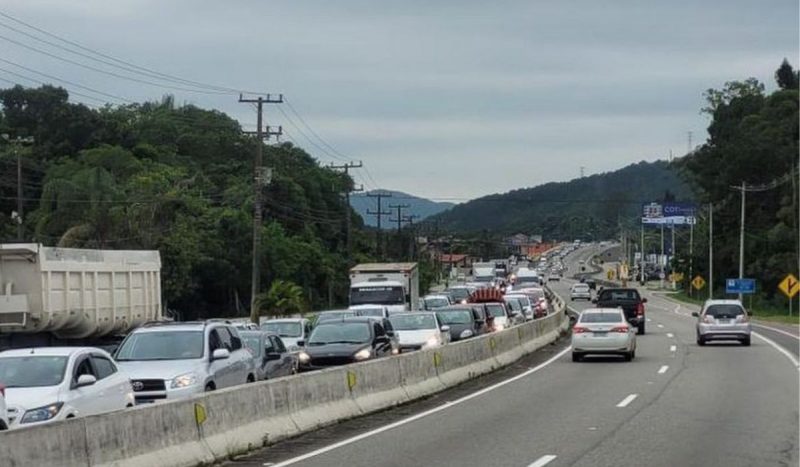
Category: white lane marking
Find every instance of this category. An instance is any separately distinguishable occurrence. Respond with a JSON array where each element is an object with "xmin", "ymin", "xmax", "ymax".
[
  {"xmin": 616, "ymin": 394, "xmax": 638, "ymax": 407},
  {"xmin": 752, "ymin": 323, "xmax": 800, "ymax": 341},
  {"xmin": 669, "ymin": 345, "xmax": 677, "ymax": 352},
  {"xmin": 666, "ymin": 333, "xmax": 674, "ymax": 338},
  {"xmin": 658, "ymin": 365, "xmax": 669, "ymax": 374},
  {"xmin": 657, "ymin": 324, "xmax": 664, "ymax": 328},
  {"xmin": 528, "ymin": 455, "xmax": 558, "ymax": 467},
  {"xmin": 269, "ymin": 346, "xmax": 573, "ymax": 466},
  {"xmin": 752, "ymin": 331, "xmax": 800, "ymax": 369},
  {"xmin": 646, "ymin": 318, "xmax": 652, "ymax": 322}
]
